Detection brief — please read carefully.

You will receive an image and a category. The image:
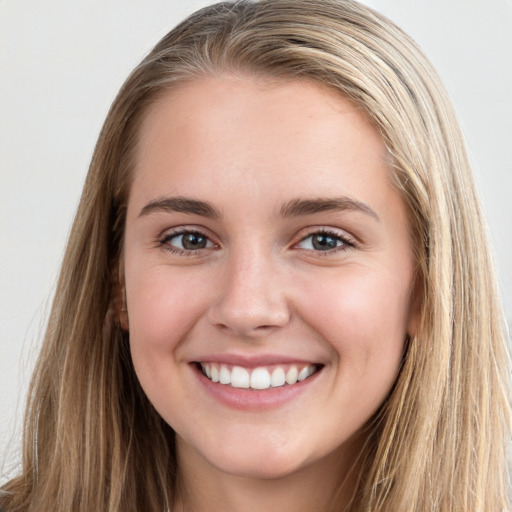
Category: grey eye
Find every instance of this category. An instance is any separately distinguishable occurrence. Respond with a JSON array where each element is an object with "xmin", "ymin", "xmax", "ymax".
[{"xmin": 298, "ymin": 233, "xmax": 344, "ymax": 251}]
